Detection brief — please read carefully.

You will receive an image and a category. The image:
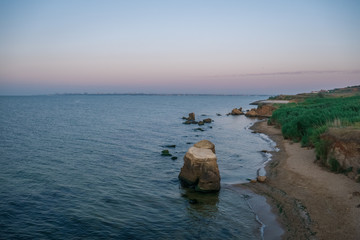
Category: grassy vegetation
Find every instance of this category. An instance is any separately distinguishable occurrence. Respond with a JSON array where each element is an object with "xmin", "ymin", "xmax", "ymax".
[
  {"xmin": 269, "ymin": 85, "xmax": 360, "ymax": 102},
  {"xmin": 268, "ymin": 95, "xmax": 360, "ymax": 170}
]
